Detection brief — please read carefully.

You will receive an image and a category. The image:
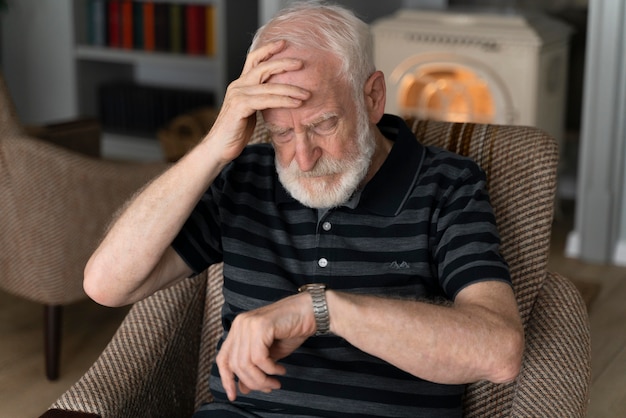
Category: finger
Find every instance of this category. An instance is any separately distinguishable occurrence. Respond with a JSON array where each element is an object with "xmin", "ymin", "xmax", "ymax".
[
  {"xmin": 254, "ymin": 355, "xmax": 287, "ymax": 378},
  {"xmin": 232, "ymin": 348, "xmax": 277, "ymax": 392},
  {"xmin": 242, "ymin": 40, "xmax": 287, "ymax": 75},
  {"xmin": 222, "ymin": 371, "xmax": 239, "ymax": 401},
  {"xmin": 237, "ymin": 367, "xmax": 282, "ymax": 394},
  {"xmin": 224, "ymin": 72, "xmax": 310, "ymax": 110},
  {"xmin": 239, "ymin": 375, "xmax": 282, "ymax": 395},
  {"xmin": 230, "ymin": 336, "xmax": 283, "ymax": 394},
  {"xmin": 240, "ymin": 83, "xmax": 311, "ymax": 106},
  {"xmin": 221, "ymin": 87, "xmax": 308, "ymax": 124},
  {"xmin": 238, "ymin": 358, "xmax": 284, "ymax": 393},
  {"xmin": 241, "ymin": 57, "xmax": 304, "ymax": 87},
  {"xmin": 208, "ymin": 85, "xmax": 307, "ymax": 155},
  {"xmin": 216, "ymin": 352, "xmax": 239, "ymax": 401}
]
